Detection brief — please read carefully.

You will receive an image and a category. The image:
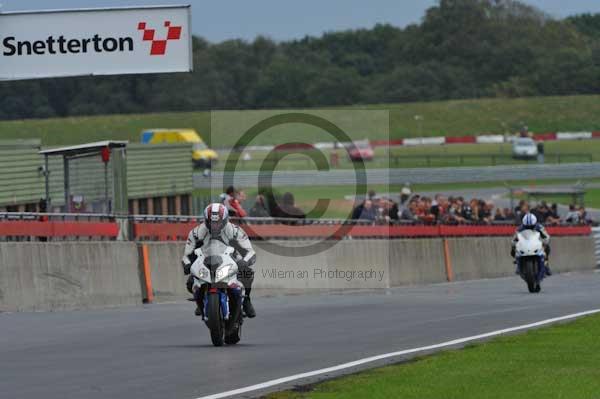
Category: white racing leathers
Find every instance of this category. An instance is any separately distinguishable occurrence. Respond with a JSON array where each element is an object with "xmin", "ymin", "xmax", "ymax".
[{"xmin": 182, "ymin": 222, "xmax": 256, "ymax": 292}]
